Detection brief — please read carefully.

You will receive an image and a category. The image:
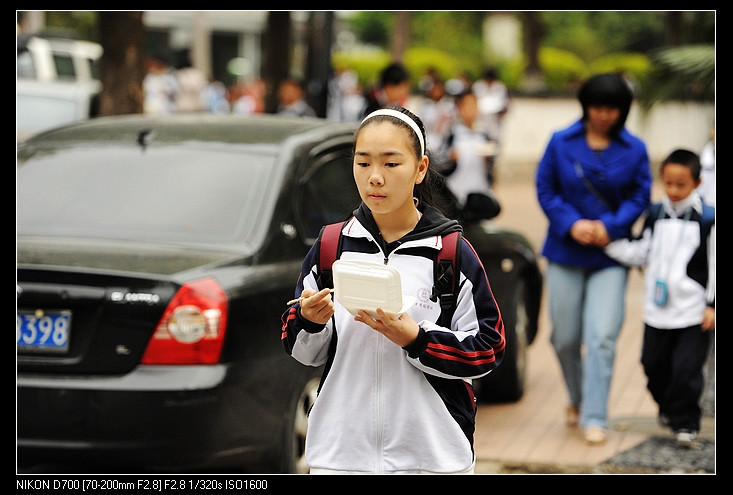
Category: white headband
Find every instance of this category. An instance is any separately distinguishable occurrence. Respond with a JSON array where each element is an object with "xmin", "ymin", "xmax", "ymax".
[{"xmin": 361, "ymin": 108, "xmax": 425, "ymax": 157}]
